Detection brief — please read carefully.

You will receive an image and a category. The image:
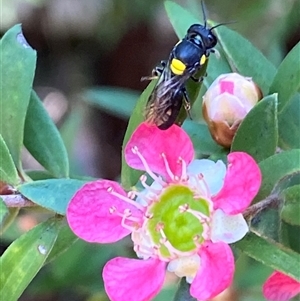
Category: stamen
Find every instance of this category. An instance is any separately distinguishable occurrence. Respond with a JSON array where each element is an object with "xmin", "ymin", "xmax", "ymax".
[
  {"xmin": 127, "ymin": 191, "xmax": 136, "ymax": 199},
  {"xmin": 188, "ymin": 174, "xmax": 207, "ymax": 195},
  {"xmin": 198, "ymin": 173, "xmax": 211, "ymax": 199},
  {"xmin": 161, "ymin": 153, "xmax": 175, "ymax": 181},
  {"xmin": 108, "ymin": 187, "xmax": 145, "ymax": 211},
  {"xmin": 158, "ymin": 228, "xmax": 196, "ymax": 258},
  {"xmin": 131, "ymin": 146, "xmax": 166, "ymax": 186},
  {"xmin": 139, "ymin": 175, "xmax": 161, "ymax": 194},
  {"xmin": 178, "ymin": 157, "xmax": 188, "ymax": 181},
  {"xmin": 110, "ymin": 207, "xmax": 141, "ymax": 223},
  {"xmin": 183, "ymin": 206, "xmax": 210, "ymax": 223},
  {"xmin": 121, "ymin": 210, "xmax": 138, "ymax": 231}
]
